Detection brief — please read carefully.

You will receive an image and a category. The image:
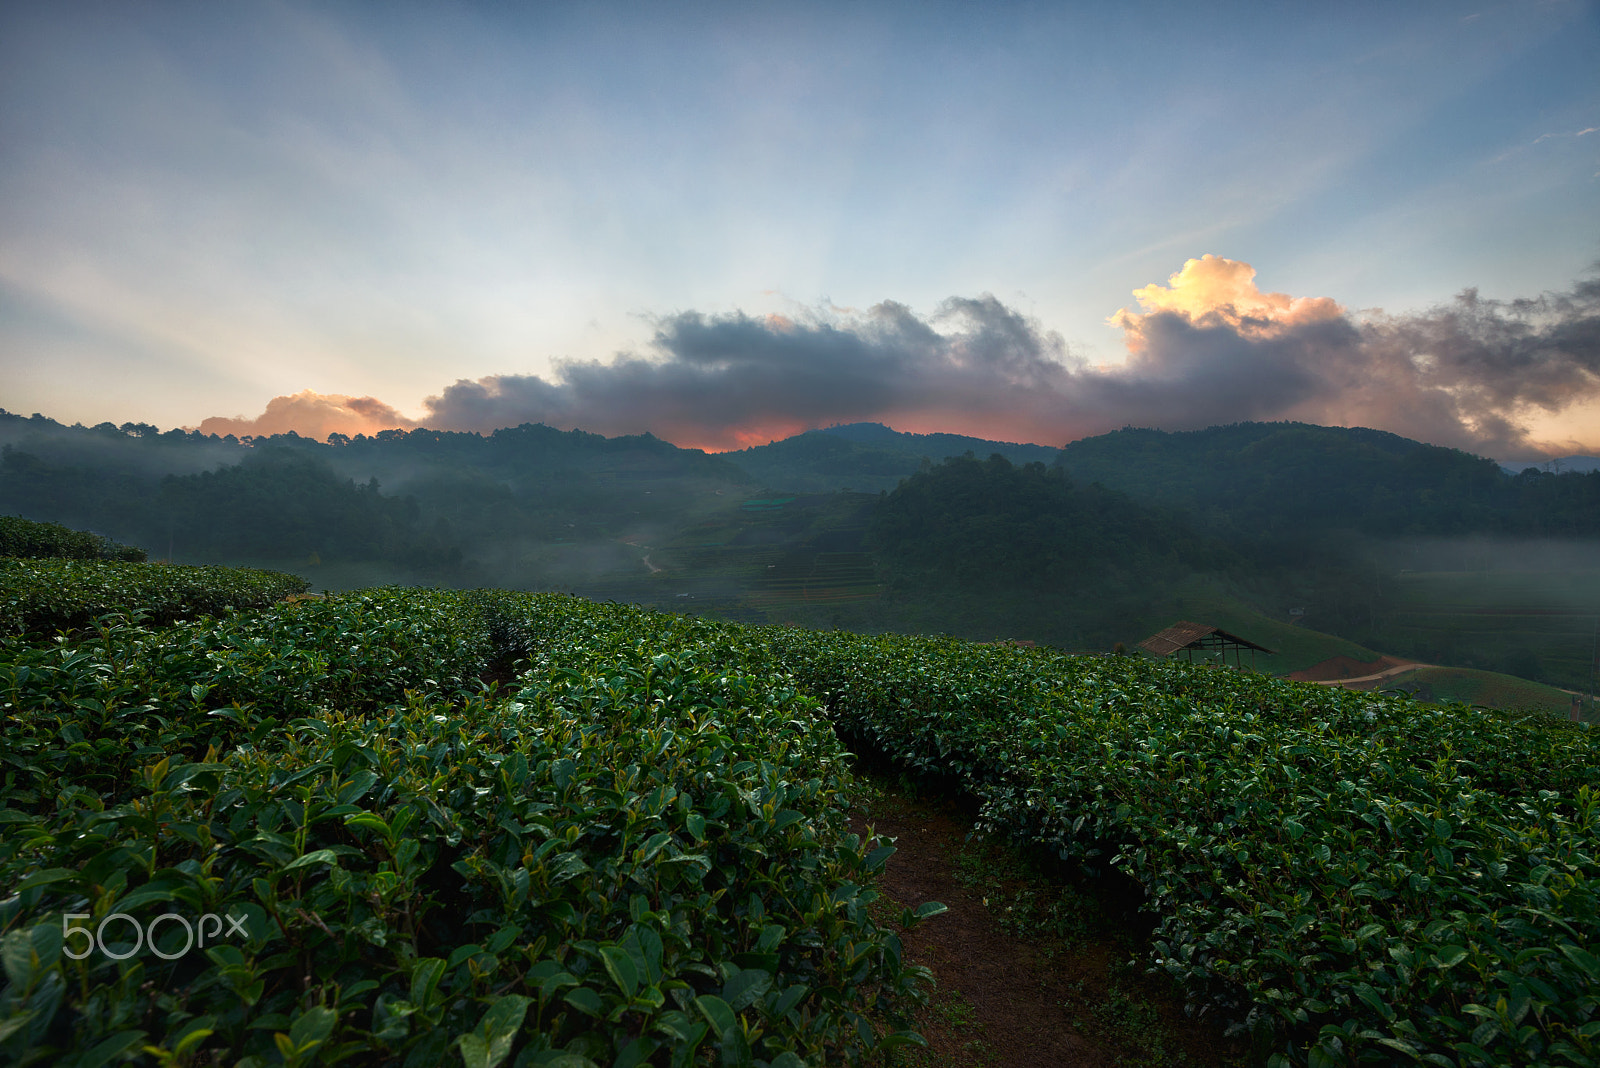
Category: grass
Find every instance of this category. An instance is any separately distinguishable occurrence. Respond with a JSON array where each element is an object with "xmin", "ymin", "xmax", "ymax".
[
  {"xmin": 894, "ymin": 991, "xmax": 997, "ymax": 1068},
  {"xmin": 1374, "ymin": 664, "xmax": 1593, "ymax": 720},
  {"xmin": 1119, "ymin": 573, "xmax": 1383, "ymax": 675},
  {"xmin": 1381, "ymin": 569, "xmax": 1600, "ymax": 691}
]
